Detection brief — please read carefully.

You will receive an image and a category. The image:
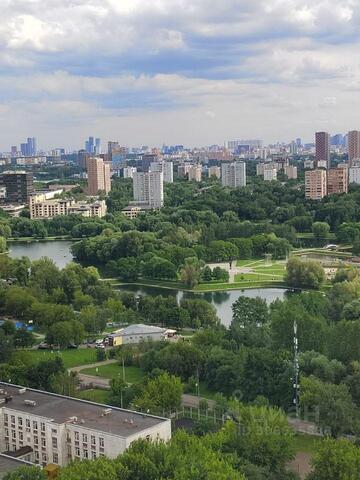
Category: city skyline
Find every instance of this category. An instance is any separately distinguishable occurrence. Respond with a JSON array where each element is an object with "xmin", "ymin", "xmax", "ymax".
[{"xmin": 1, "ymin": 1, "xmax": 360, "ymax": 150}]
